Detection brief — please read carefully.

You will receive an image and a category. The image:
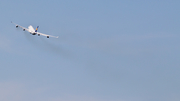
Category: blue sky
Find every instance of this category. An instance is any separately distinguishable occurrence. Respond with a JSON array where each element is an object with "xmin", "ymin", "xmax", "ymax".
[{"xmin": 1, "ymin": 0, "xmax": 180, "ymax": 101}]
